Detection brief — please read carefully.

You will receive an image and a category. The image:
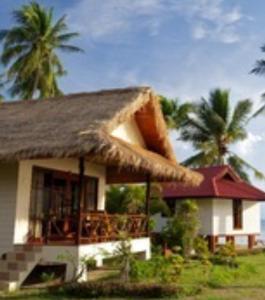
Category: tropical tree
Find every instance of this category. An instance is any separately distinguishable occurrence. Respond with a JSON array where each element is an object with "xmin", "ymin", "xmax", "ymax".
[
  {"xmin": 106, "ymin": 184, "xmax": 170, "ymax": 216},
  {"xmin": 251, "ymin": 44, "xmax": 265, "ymax": 76},
  {"xmin": 0, "ymin": 2, "xmax": 82, "ymax": 99},
  {"xmin": 179, "ymin": 89, "xmax": 264, "ymax": 181},
  {"xmin": 160, "ymin": 96, "xmax": 193, "ymax": 129}
]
